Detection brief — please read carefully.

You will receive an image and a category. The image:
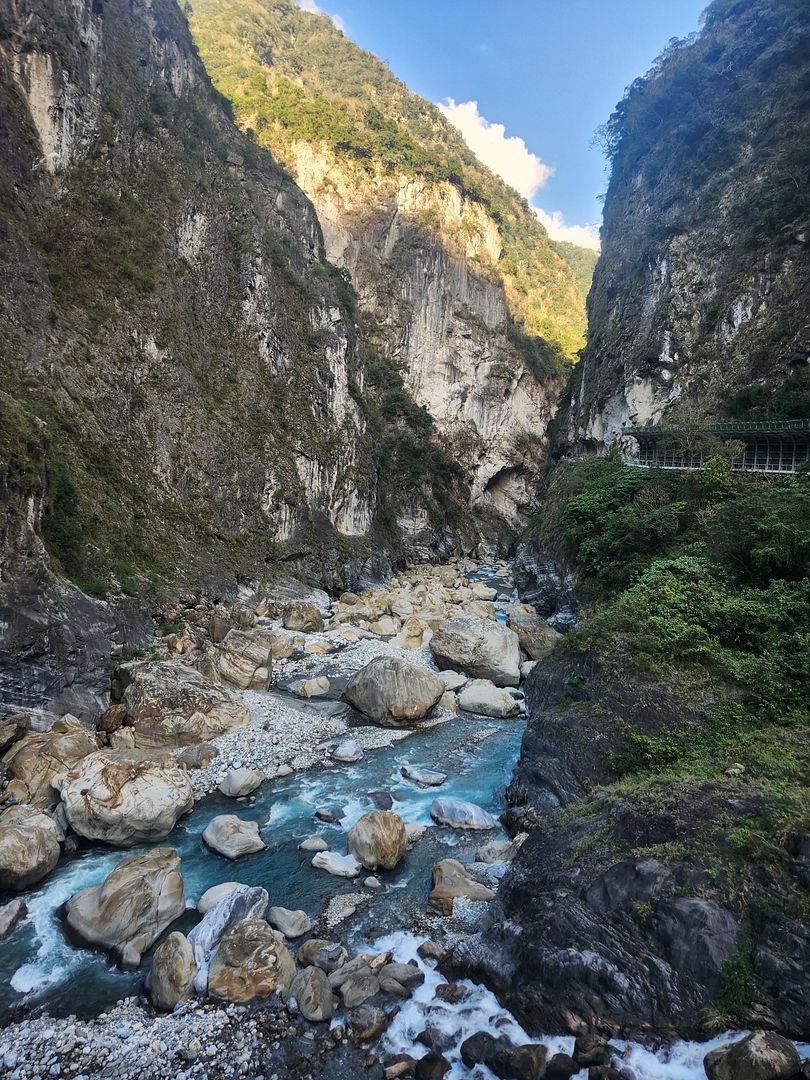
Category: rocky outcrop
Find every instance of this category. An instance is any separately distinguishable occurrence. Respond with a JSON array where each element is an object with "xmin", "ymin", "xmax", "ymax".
[
  {"xmin": 54, "ymin": 751, "xmax": 194, "ymax": 846},
  {"xmin": 704, "ymin": 1031, "xmax": 802, "ymax": 1080},
  {"xmin": 452, "ymin": 648, "xmax": 810, "ymax": 1039},
  {"xmin": 0, "ymin": 805, "xmax": 63, "ymax": 890},
  {"xmin": 343, "ymin": 656, "xmax": 444, "ymax": 727},
  {"xmin": 65, "ymin": 848, "xmax": 185, "ymax": 967},
  {"xmin": 558, "ymin": 0, "xmax": 809, "ymax": 450},
  {"xmin": 3, "ymin": 717, "xmax": 99, "ymax": 806},
  {"xmin": 430, "ymin": 618, "xmax": 521, "ymax": 687}
]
